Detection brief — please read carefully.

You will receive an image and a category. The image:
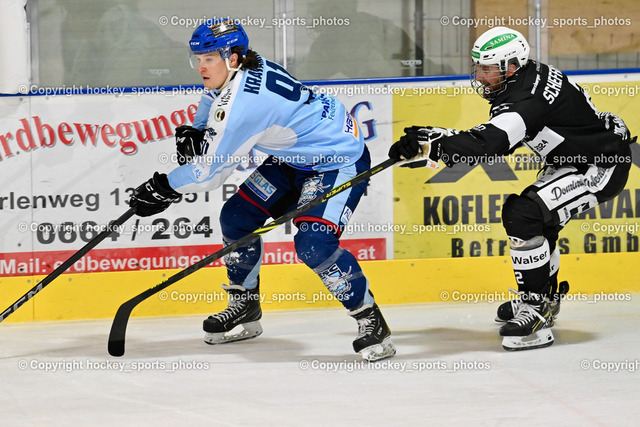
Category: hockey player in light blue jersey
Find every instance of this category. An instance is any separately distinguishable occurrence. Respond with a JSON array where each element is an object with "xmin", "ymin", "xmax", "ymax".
[{"xmin": 128, "ymin": 18, "xmax": 395, "ymax": 361}]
